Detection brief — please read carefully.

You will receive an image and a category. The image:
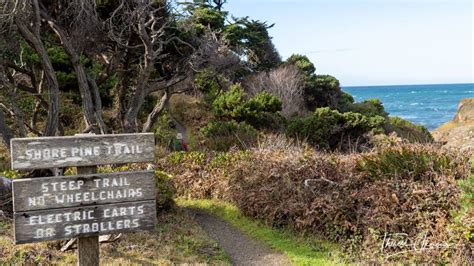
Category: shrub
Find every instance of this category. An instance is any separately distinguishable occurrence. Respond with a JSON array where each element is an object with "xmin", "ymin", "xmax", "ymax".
[
  {"xmin": 286, "ymin": 107, "xmax": 384, "ymax": 151},
  {"xmin": 162, "ymin": 143, "xmax": 471, "ymax": 263},
  {"xmin": 286, "ymin": 55, "xmax": 344, "ymax": 110},
  {"xmin": 153, "ymin": 113, "xmax": 176, "ymax": 147},
  {"xmin": 337, "ymin": 92, "xmax": 355, "ymax": 112},
  {"xmin": 154, "ymin": 171, "xmax": 175, "ymax": 212},
  {"xmin": 194, "ymin": 68, "xmax": 227, "ymax": 103},
  {"xmin": 304, "ymin": 74, "xmax": 343, "ymax": 110},
  {"xmin": 286, "ymin": 54, "xmax": 316, "ymax": 76},
  {"xmin": 386, "ymin": 116, "xmax": 433, "ymax": 143},
  {"xmin": 212, "ymin": 84, "xmax": 246, "ymax": 118},
  {"xmin": 356, "ymin": 143, "xmax": 470, "ymax": 182},
  {"xmin": 212, "ymin": 84, "xmax": 283, "ymax": 128},
  {"xmin": 200, "ymin": 121, "xmax": 258, "ymax": 151},
  {"xmin": 346, "ymin": 98, "xmax": 388, "ymax": 118}
]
